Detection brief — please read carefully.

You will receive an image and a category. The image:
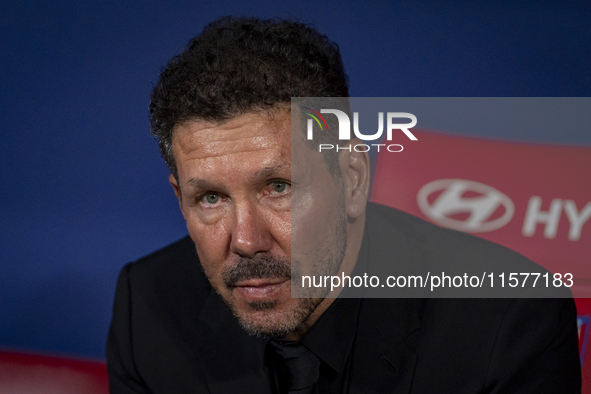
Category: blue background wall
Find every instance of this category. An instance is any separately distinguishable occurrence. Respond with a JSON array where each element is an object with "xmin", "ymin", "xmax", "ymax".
[{"xmin": 1, "ymin": 0, "xmax": 590, "ymax": 359}]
